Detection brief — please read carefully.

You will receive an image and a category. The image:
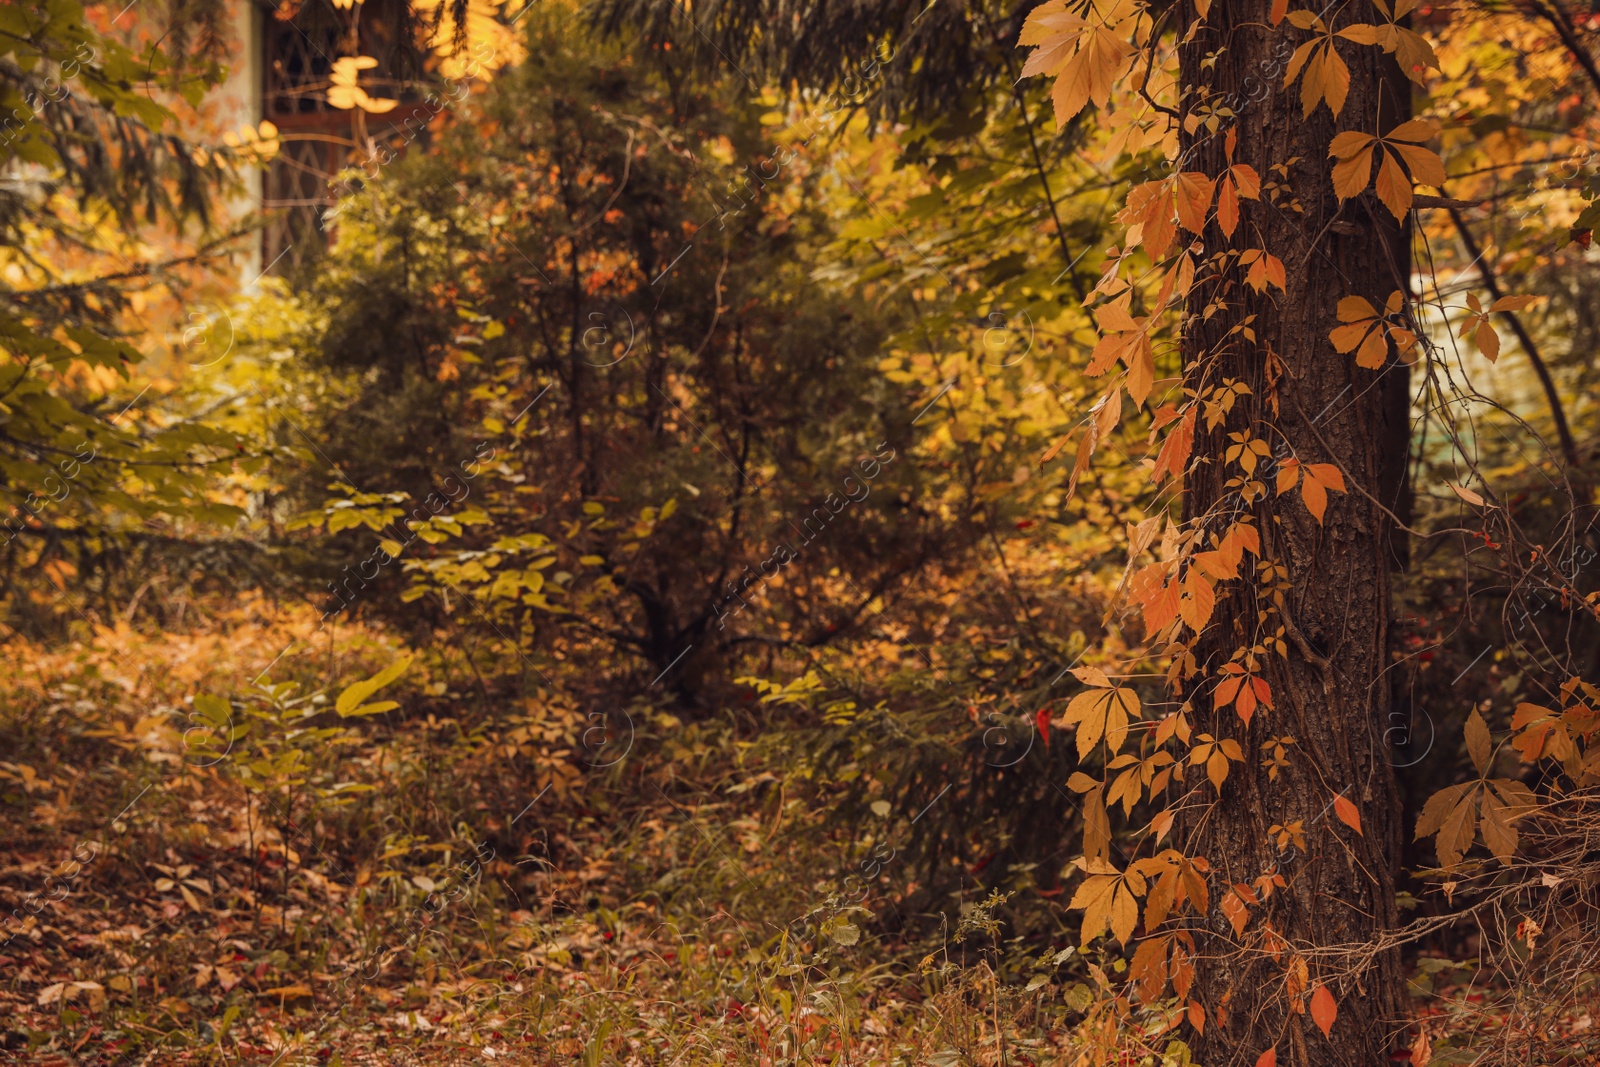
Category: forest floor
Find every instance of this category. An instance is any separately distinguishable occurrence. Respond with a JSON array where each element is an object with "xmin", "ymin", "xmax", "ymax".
[
  {"xmin": 0, "ymin": 599, "xmax": 1083, "ymax": 1067},
  {"xmin": 0, "ymin": 600, "xmax": 1591, "ymax": 1066}
]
